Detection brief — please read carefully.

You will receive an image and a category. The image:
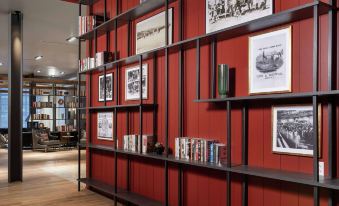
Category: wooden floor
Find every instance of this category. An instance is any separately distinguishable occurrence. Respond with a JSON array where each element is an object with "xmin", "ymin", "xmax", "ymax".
[{"xmin": 0, "ymin": 149, "xmax": 115, "ymax": 206}]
